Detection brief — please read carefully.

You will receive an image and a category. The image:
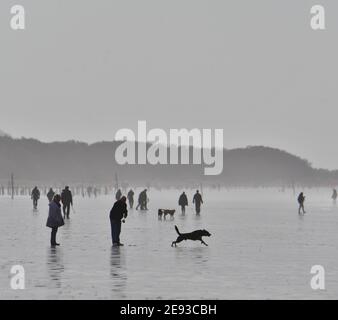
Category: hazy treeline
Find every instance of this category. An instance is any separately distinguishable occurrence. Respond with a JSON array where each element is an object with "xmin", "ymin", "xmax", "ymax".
[{"xmin": 0, "ymin": 136, "xmax": 337, "ymax": 188}]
